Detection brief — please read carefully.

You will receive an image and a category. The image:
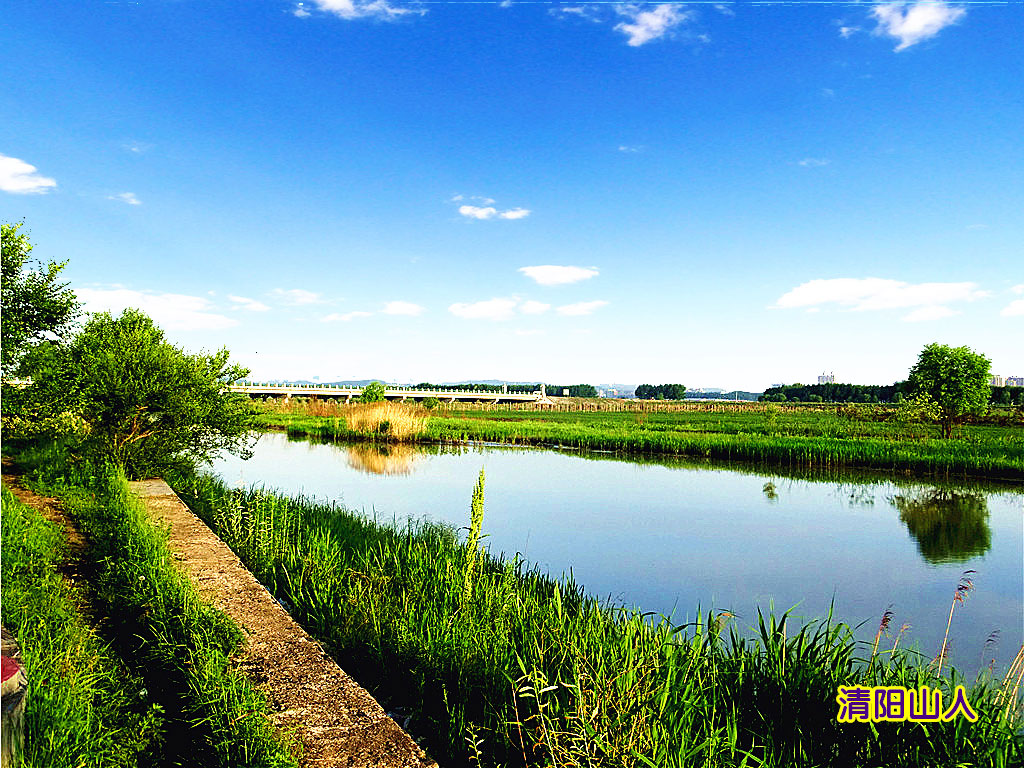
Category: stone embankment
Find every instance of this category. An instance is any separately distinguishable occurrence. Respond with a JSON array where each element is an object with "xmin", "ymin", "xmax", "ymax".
[{"xmin": 130, "ymin": 480, "xmax": 437, "ymax": 768}]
